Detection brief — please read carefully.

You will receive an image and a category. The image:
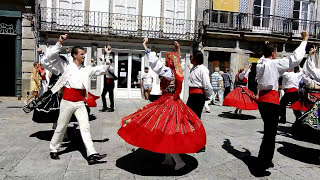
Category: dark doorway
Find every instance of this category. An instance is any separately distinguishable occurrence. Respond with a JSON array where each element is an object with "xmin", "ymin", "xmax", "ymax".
[
  {"xmin": 208, "ymin": 51, "xmax": 231, "ymax": 75},
  {"xmin": 0, "ymin": 35, "xmax": 16, "ymax": 96}
]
